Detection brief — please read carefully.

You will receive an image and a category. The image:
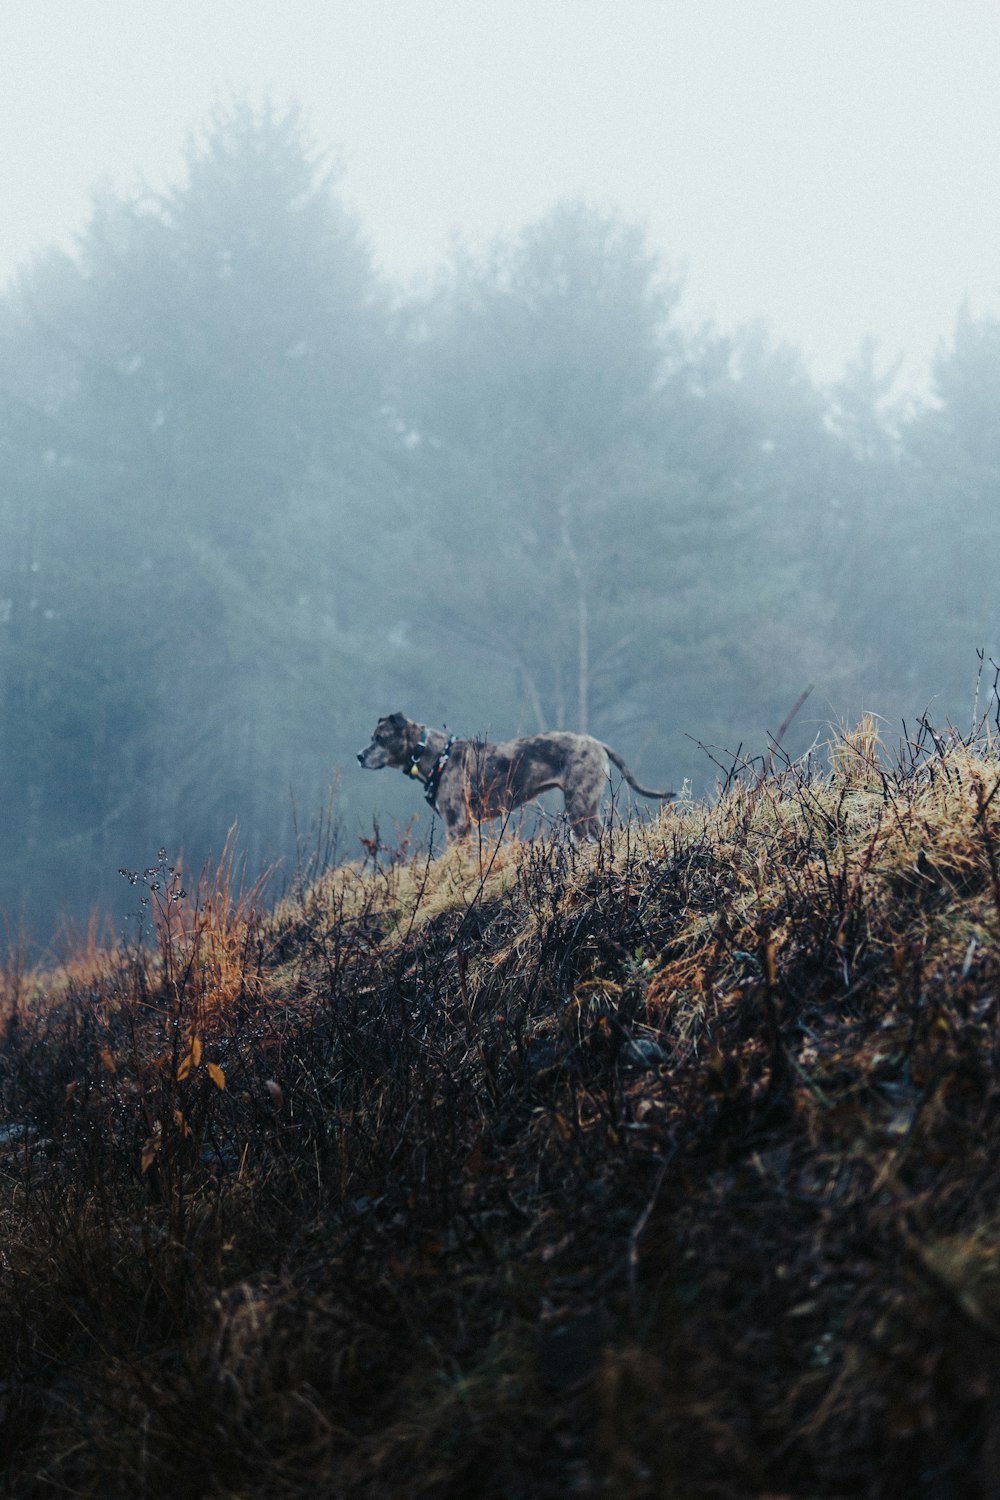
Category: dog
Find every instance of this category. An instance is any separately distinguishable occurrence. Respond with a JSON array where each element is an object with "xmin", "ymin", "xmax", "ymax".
[{"xmin": 357, "ymin": 712, "xmax": 675, "ymax": 842}]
